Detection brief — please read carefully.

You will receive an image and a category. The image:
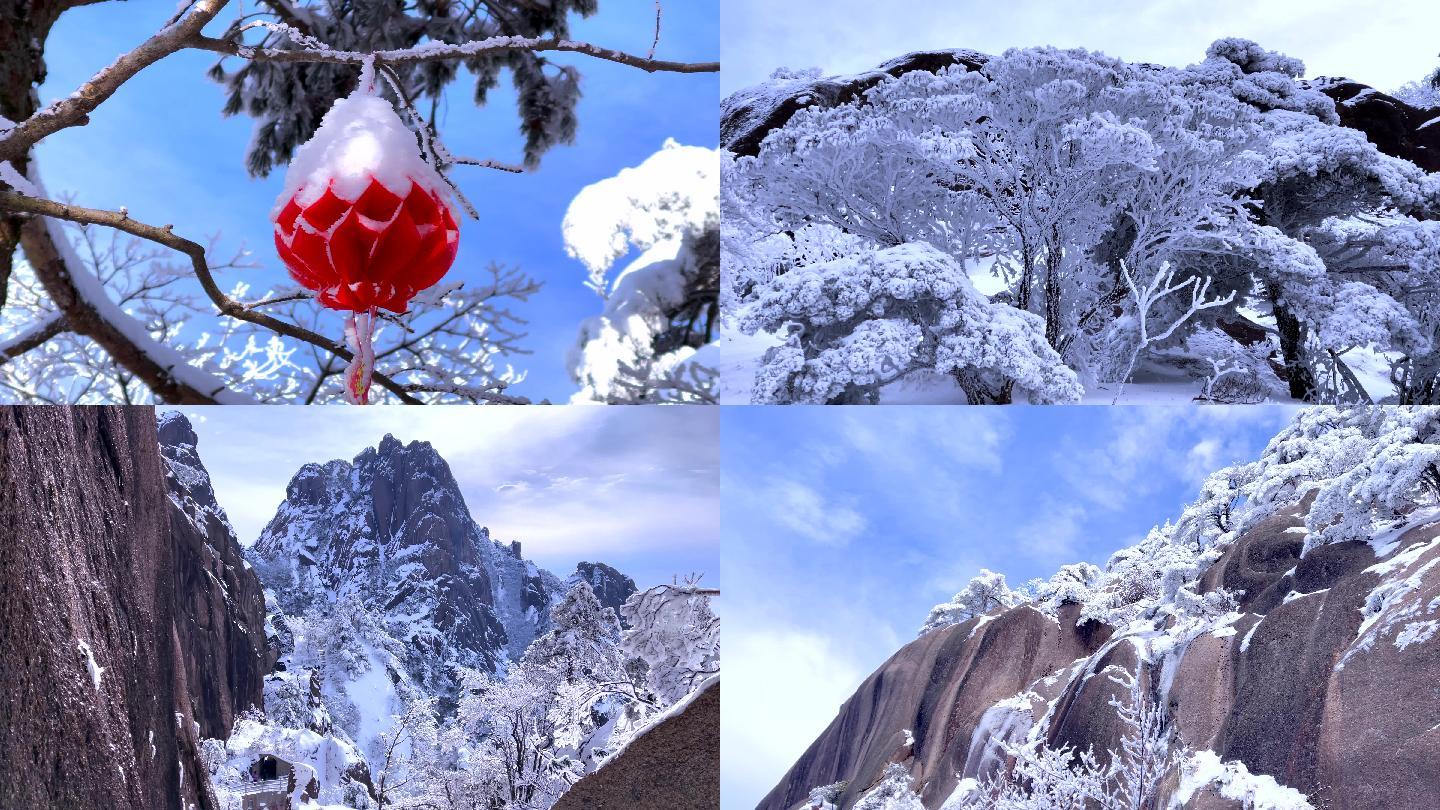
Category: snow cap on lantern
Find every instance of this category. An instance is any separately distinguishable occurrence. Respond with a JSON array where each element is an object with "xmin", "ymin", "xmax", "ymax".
[{"xmin": 272, "ymin": 86, "xmax": 460, "ymax": 314}]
